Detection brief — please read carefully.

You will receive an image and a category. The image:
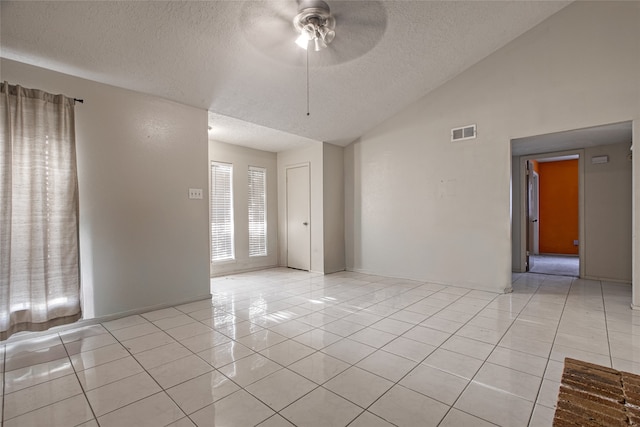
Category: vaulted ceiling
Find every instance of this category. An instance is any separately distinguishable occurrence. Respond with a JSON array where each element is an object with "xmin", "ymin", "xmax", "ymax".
[{"xmin": 1, "ymin": 1, "xmax": 570, "ymax": 152}]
